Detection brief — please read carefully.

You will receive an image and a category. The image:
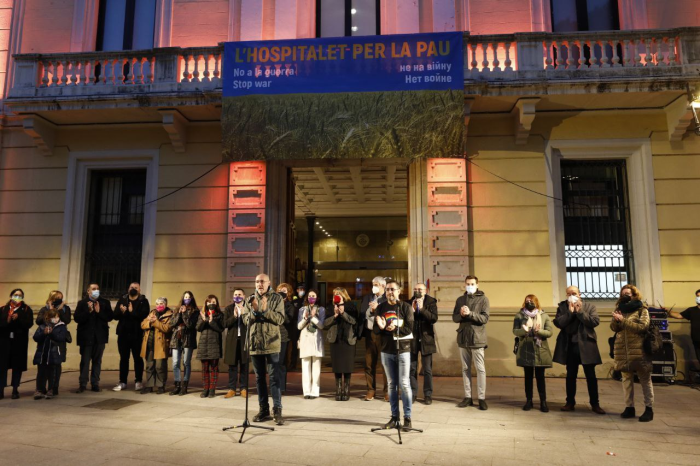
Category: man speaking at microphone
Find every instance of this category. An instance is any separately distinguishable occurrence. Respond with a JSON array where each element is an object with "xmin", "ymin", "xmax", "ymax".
[{"xmin": 374, "ymin": 280, "xmax": 414, "ymax": 430}]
